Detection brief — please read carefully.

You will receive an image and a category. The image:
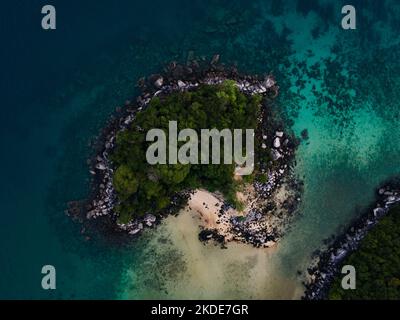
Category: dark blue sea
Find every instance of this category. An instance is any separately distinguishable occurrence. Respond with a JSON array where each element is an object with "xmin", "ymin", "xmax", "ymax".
[{"xmin": 1, "ymin": 0, "xmax": 399, "ymax": 299}]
